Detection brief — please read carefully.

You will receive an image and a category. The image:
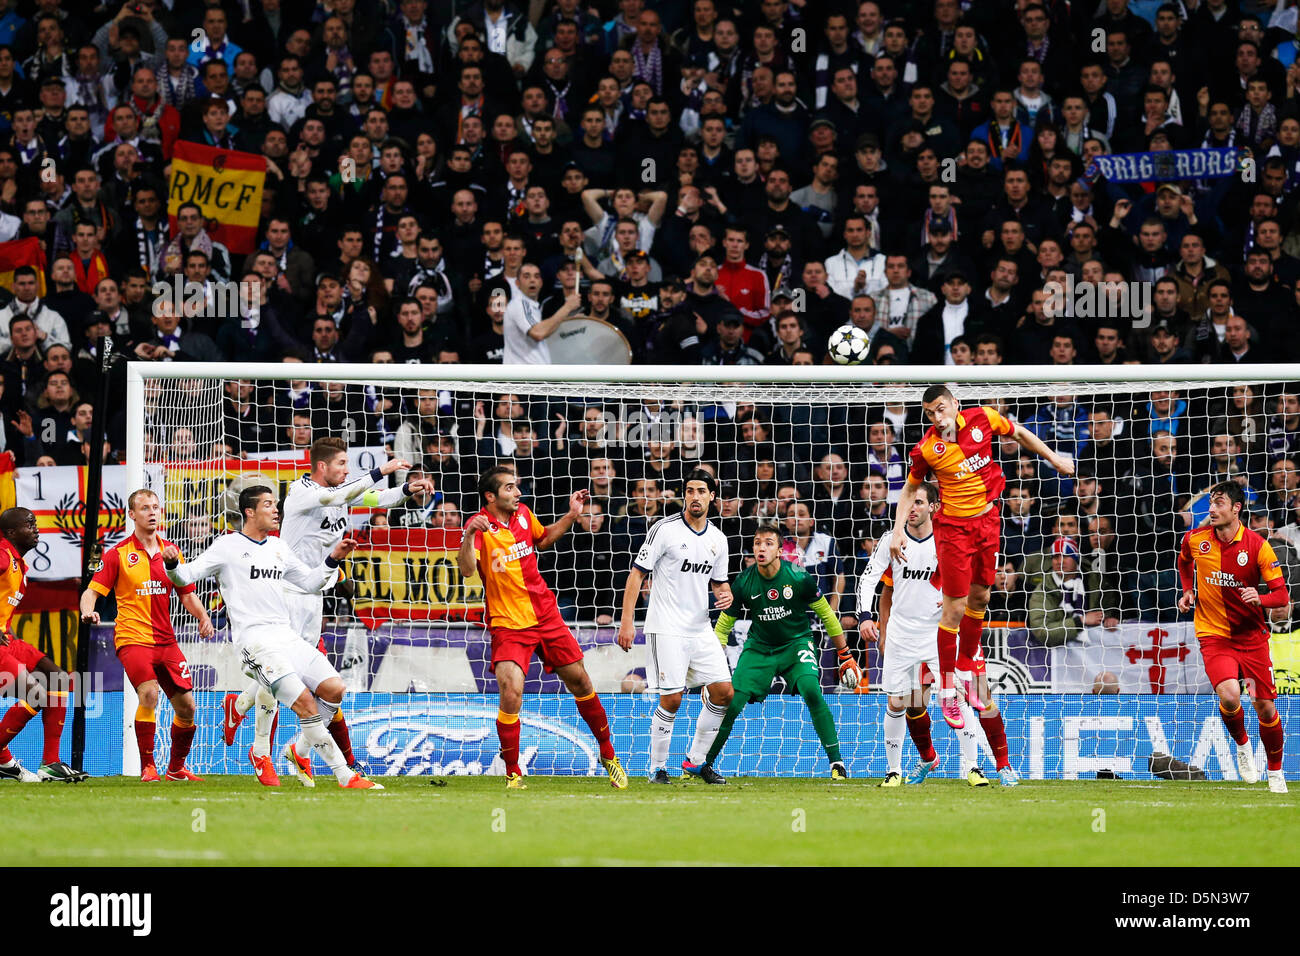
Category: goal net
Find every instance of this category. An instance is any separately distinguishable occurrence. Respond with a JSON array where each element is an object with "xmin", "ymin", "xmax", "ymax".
[{"xmin": 121, "ymin": 363, "xmax": 1300, "ymax": 781}]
